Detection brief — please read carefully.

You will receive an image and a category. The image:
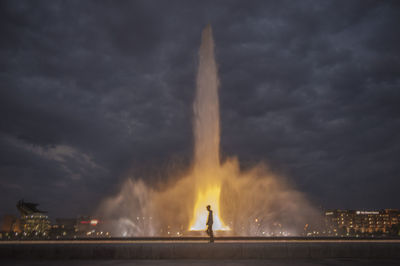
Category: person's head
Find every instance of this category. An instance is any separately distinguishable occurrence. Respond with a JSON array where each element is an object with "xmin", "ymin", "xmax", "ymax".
[{"xmin": 206, "ymin": 205, "xmax": 211, "ymax": 211}]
